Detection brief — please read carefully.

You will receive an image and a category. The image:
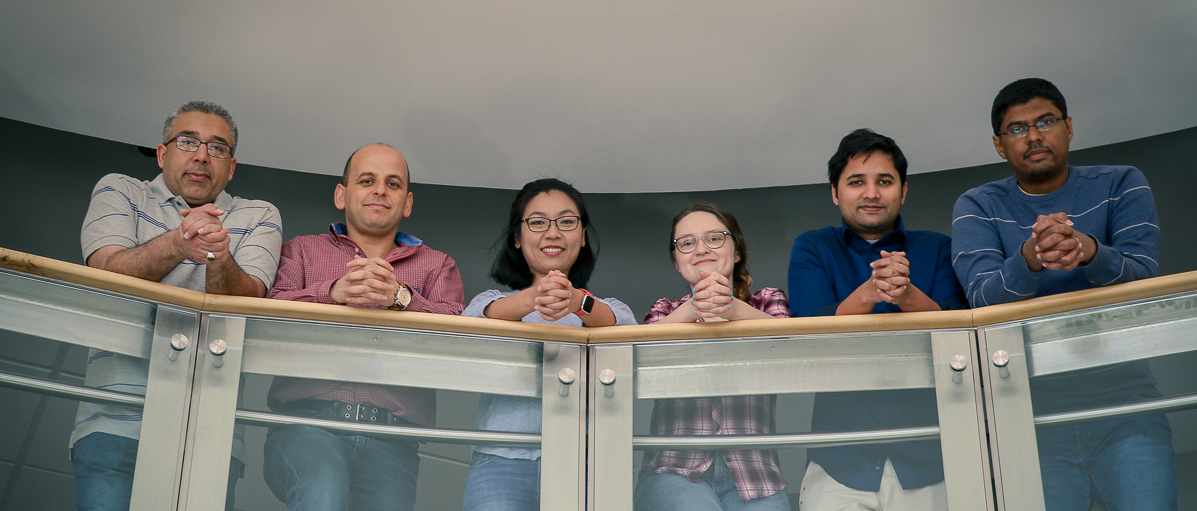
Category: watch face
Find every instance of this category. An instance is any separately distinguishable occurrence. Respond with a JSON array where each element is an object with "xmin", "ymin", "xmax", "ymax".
[
  {"xmin": 581, "ymin": 293, "xmax": 595, "ymax": 314},
  {"xmin": 398, "ymin": 285, "xmax": 412, "ymax": 306}
]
